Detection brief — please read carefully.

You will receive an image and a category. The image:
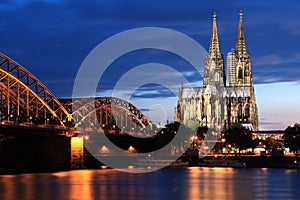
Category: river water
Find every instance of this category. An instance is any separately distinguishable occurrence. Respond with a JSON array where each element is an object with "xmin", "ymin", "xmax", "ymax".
[{"xmin": 0, "ymin": 167, "xmax": 299, "ymax": 200}]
